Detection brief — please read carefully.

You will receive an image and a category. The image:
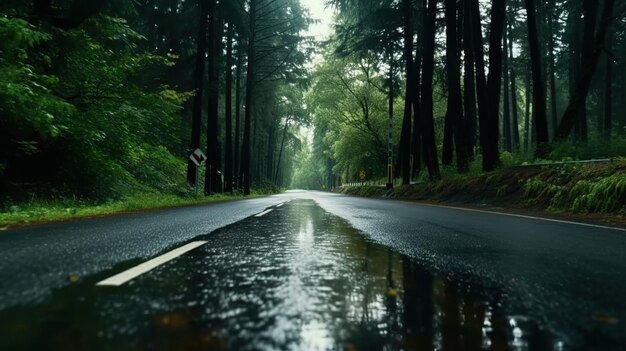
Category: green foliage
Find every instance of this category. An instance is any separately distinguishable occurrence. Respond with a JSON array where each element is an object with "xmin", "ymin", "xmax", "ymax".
[
  {"xmin": 548, "ymin": 135, "xmax": 626, "ymax": 161},
  {"xmin": 0, "ymin": 192, "xmax": 257, "ymax": 228},
  {"xmin": 291, "ymin": 139, "xmax": 325, "ymax": 190},
  {"xmin": 0, "ymin": 13, "xmax": 191, "ymax": 206},
  {"xmin": 305, "ymin": 51, "xmax": 403, "ymax": 185},
  {"xmin": 572, "ymin": 174, "xmax": 626, "ymax": 213},
  {"xmin": 522, "ymin": 160, "xmax": 626, "ymax": 214}
]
